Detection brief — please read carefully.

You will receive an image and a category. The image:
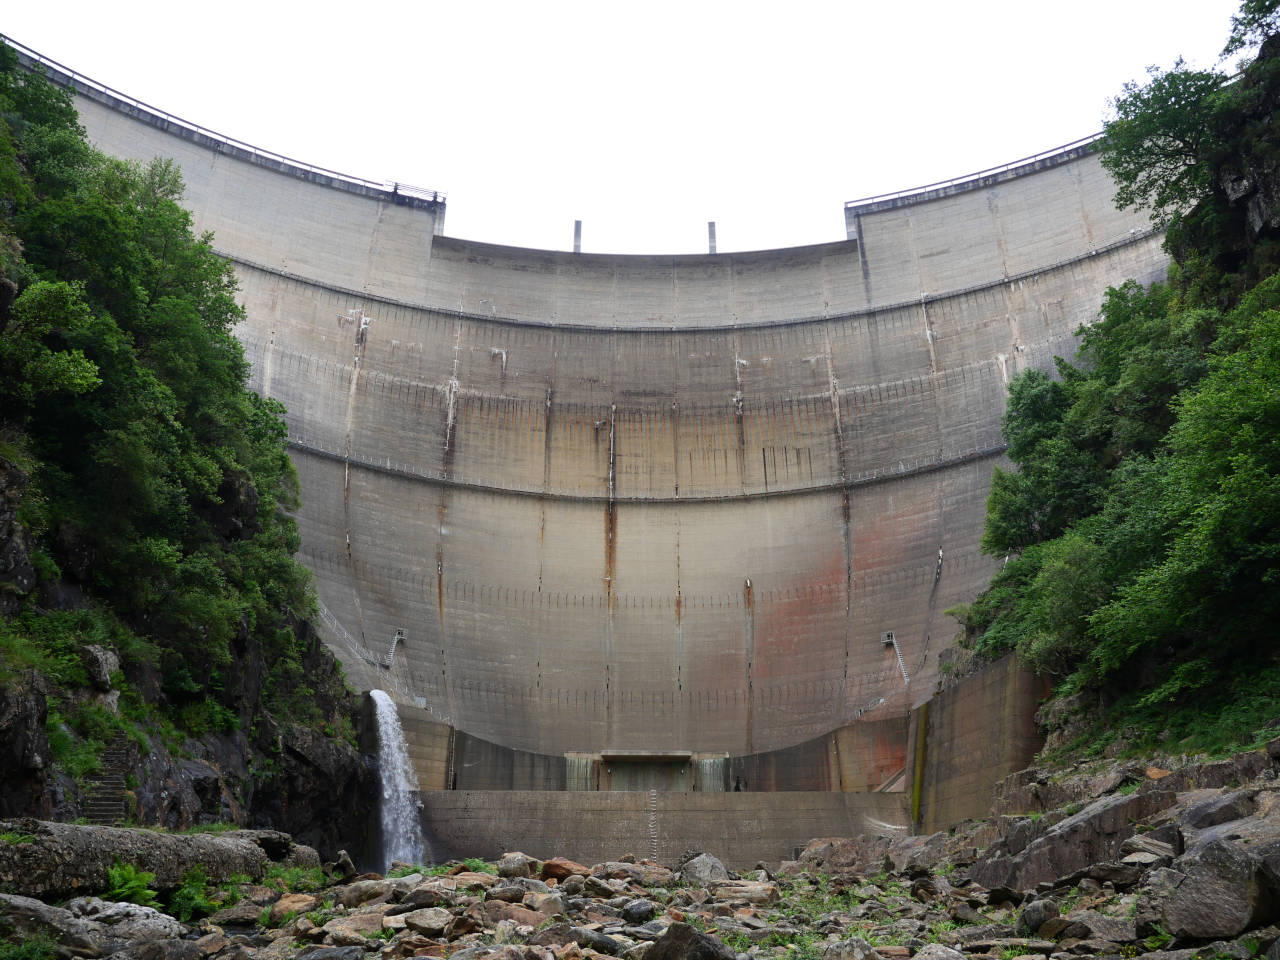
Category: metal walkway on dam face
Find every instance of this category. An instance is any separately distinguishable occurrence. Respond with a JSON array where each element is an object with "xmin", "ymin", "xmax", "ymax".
[{"xmin": 18, "ymin": 36, "xmax": 1171, "ymax": 775}]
